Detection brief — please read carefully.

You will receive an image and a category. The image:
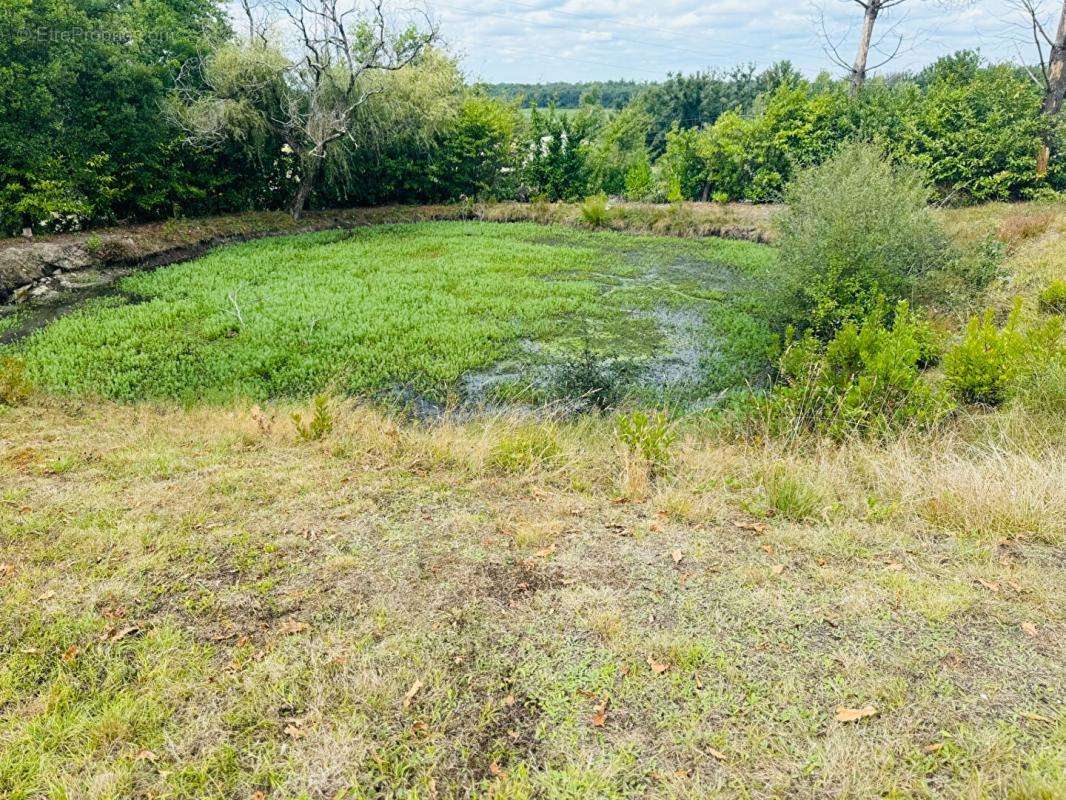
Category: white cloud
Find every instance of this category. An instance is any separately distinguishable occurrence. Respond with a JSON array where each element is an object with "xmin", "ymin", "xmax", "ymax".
[{"xmin": 433, "ymin": 0, "xmax": 1025, "ymax": 82}]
